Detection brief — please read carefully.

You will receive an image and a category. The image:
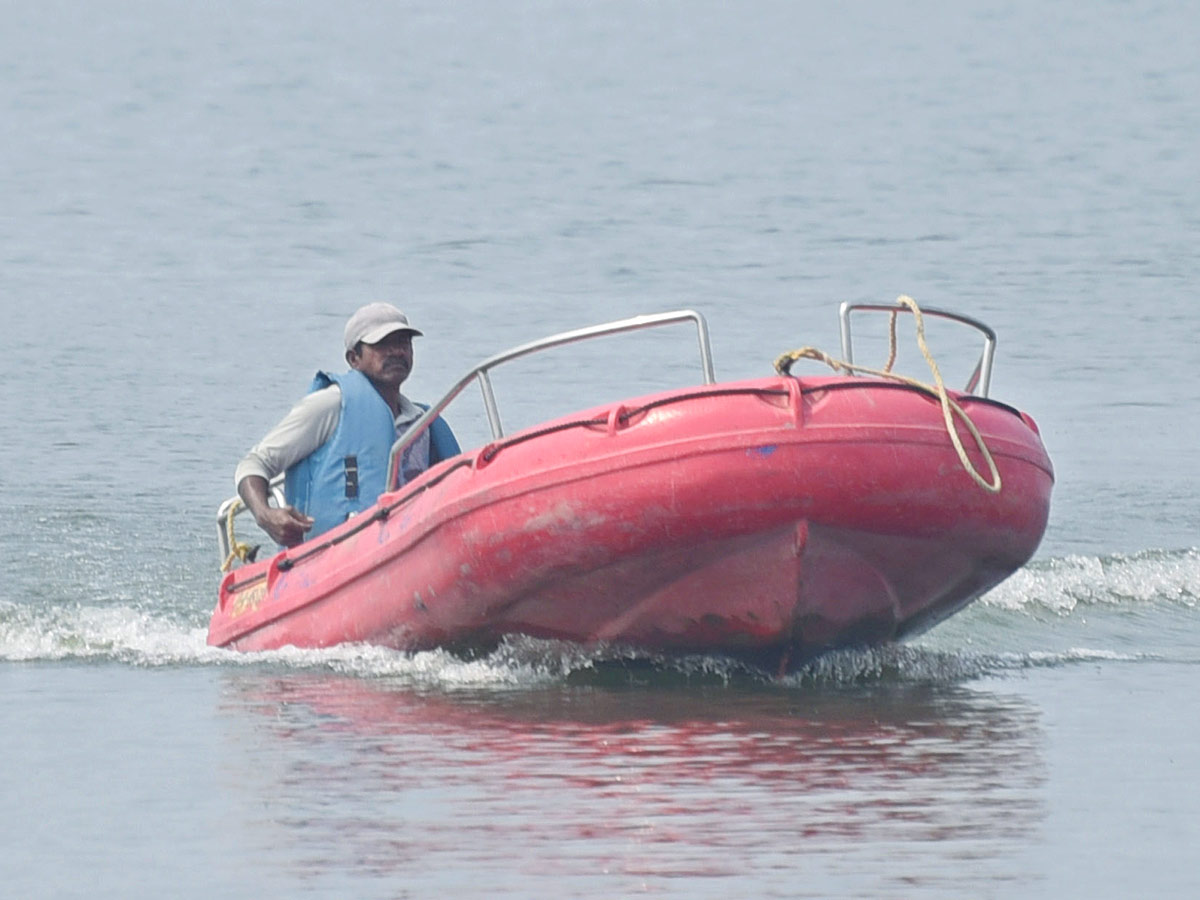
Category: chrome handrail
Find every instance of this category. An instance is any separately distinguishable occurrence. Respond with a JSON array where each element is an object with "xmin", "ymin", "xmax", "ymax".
[
  {"xmin": 838, "ymin": 301, "xmax": 997, "ymax": 397},
  {"xmin": 386, "ymin": 309, "xmax": 715, "ymax": 489}
]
